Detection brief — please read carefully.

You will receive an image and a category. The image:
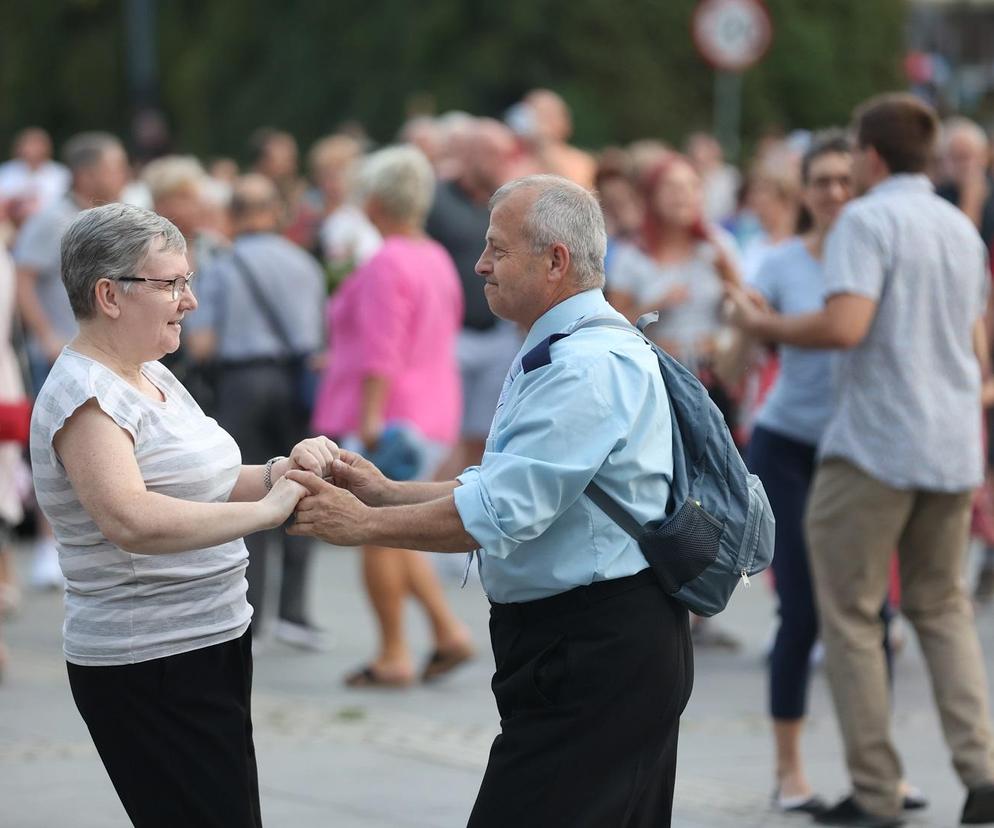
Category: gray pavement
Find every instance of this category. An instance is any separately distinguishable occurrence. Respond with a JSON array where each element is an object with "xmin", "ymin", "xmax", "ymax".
[{"xmin": 2, "ymin": 541, "xmax": 993, "ymax": 827}]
